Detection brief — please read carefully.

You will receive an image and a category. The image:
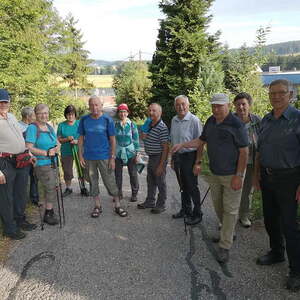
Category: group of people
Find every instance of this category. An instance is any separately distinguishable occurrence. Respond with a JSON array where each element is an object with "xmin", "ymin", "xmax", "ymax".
[{"xmin": 1, "ymin": 78, "xmax": 300, "ymax": 292}]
